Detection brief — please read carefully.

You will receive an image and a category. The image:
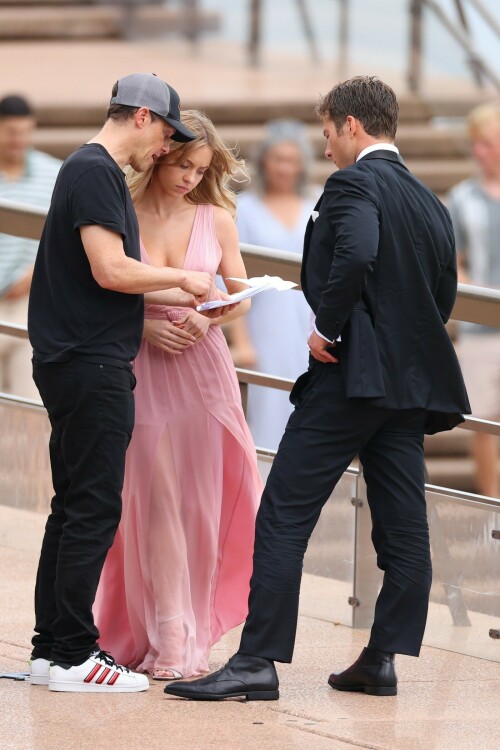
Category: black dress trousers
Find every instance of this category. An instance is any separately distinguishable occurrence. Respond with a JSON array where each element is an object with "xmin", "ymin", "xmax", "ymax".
[{"xmin": 239, "ymin": 361, "xmax": 432, "ymax": 662}]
